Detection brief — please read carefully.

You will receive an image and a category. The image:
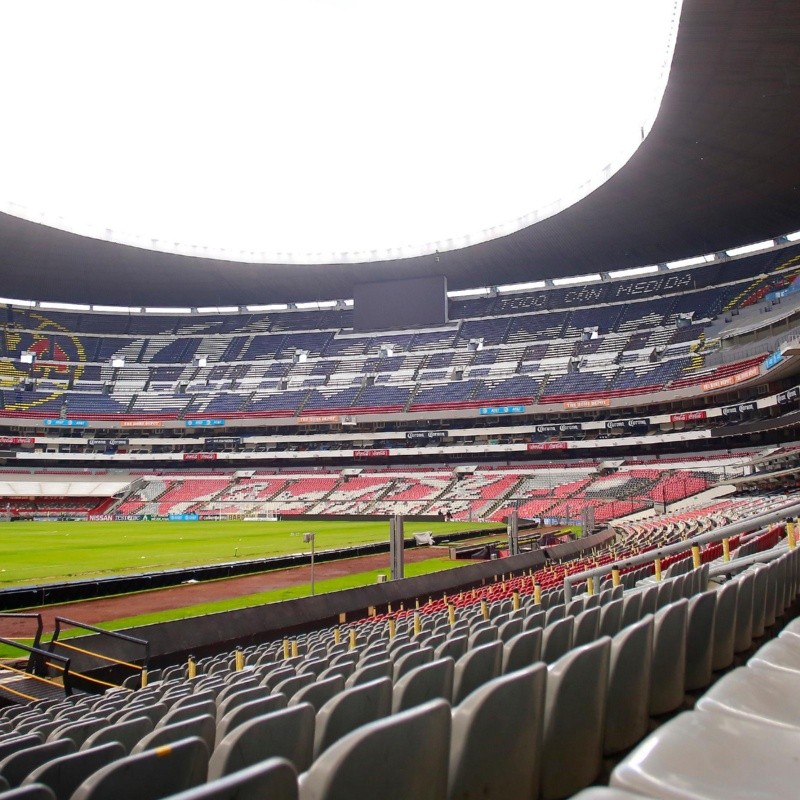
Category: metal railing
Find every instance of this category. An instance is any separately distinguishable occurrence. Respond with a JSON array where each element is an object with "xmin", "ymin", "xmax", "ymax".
[
  {"xmin": 562, "ymin": 498, "xmax": 800, "ymax": 602},
  {"xmin": 0, "ymin": 637, "xmax": 73, "ymax": 700}
]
